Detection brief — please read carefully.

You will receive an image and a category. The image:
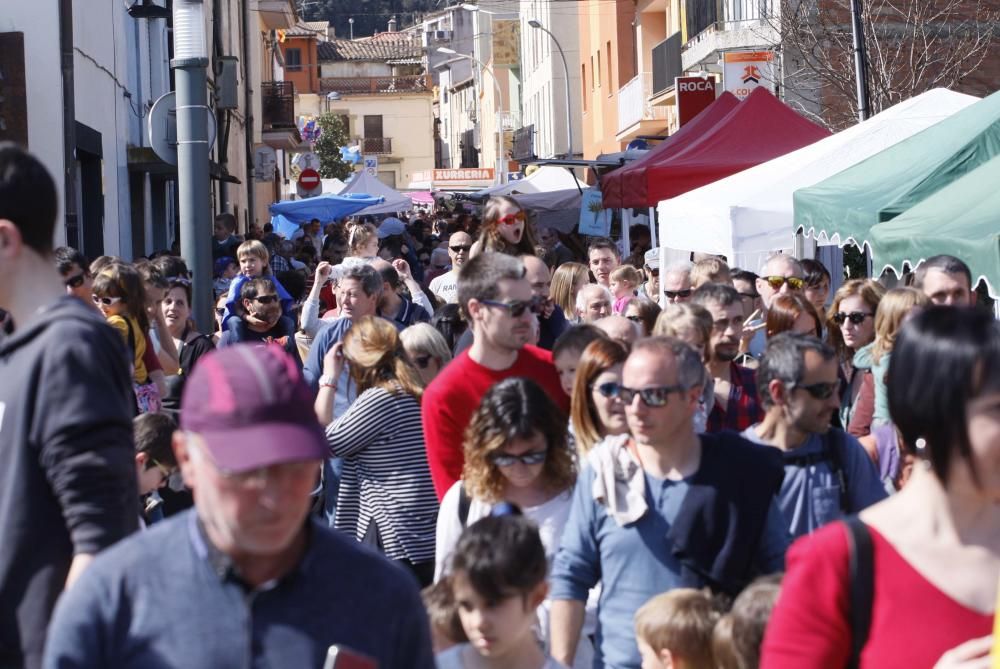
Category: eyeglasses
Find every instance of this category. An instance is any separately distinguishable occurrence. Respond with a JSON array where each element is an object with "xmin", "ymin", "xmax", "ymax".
[
  {"xmin": 762, "ymin": 276, "xmax": 805, "ymax": 291},
  {"xmin": 92, "ymin": 295, "xmax": 123, "ymax": 306},
  {"xmin": 831, "ymin": 311, "xmax": 873, "ymax": 326},
  {"xmin": 413, "ymin": 354, "xmax": 433, "ymax": 369},
  {"xmin": 151, "ymin": 458, "xmax": 174, "ymax": 483},
  {"xmin": 663, "ymin": 289, "xmax": 693, "ymax": 300},
  {"xmin": 449, "ymin": 244, "xmax": 472, "ymax": 253},
  {"xmin": 490, "ymin": 450, "xmax": 547, "ymax": 467},
  {"xmin": 479, "ymin": 297, "xmax": 541, "ymax": 318},
  {"xmin": 789, "ymin": 381, "xmax": 838, "ymax": 400},
  {"xmin": 252, "ymin": 295, "xmax": 280, "ymax": 305},
  {"xmin": 617, "ymin": 384, "xmax": 688, "ymax": 407},
  {"xmin": 64, "ymin": 273, "xmax": 87, "ymax": 289},
  {"xmin": 496, "ymin": 211, "xmax": 526, "ymax": 226}
]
